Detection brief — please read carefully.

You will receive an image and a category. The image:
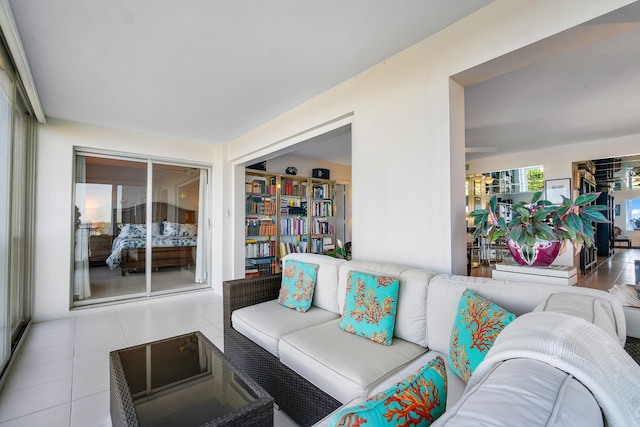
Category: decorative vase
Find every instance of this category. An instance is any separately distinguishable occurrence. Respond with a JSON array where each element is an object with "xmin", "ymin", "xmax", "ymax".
[{"xmin": 506, "ymin": 239, "xmax": 561, "ymax": 267}]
